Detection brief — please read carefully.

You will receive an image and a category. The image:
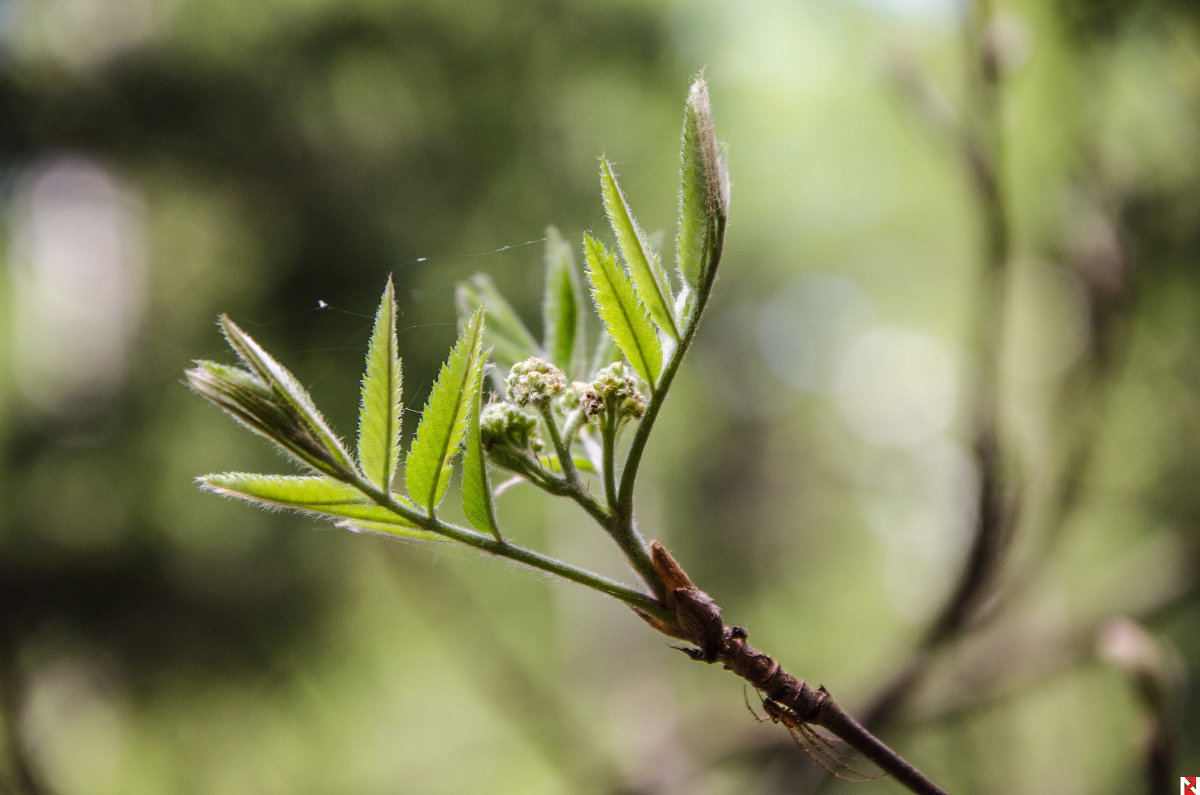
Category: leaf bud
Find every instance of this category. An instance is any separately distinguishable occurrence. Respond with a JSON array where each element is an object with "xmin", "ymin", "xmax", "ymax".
[{"xmin": 186, "ymin": 360, "xmax": 358, "ymax": 482}]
